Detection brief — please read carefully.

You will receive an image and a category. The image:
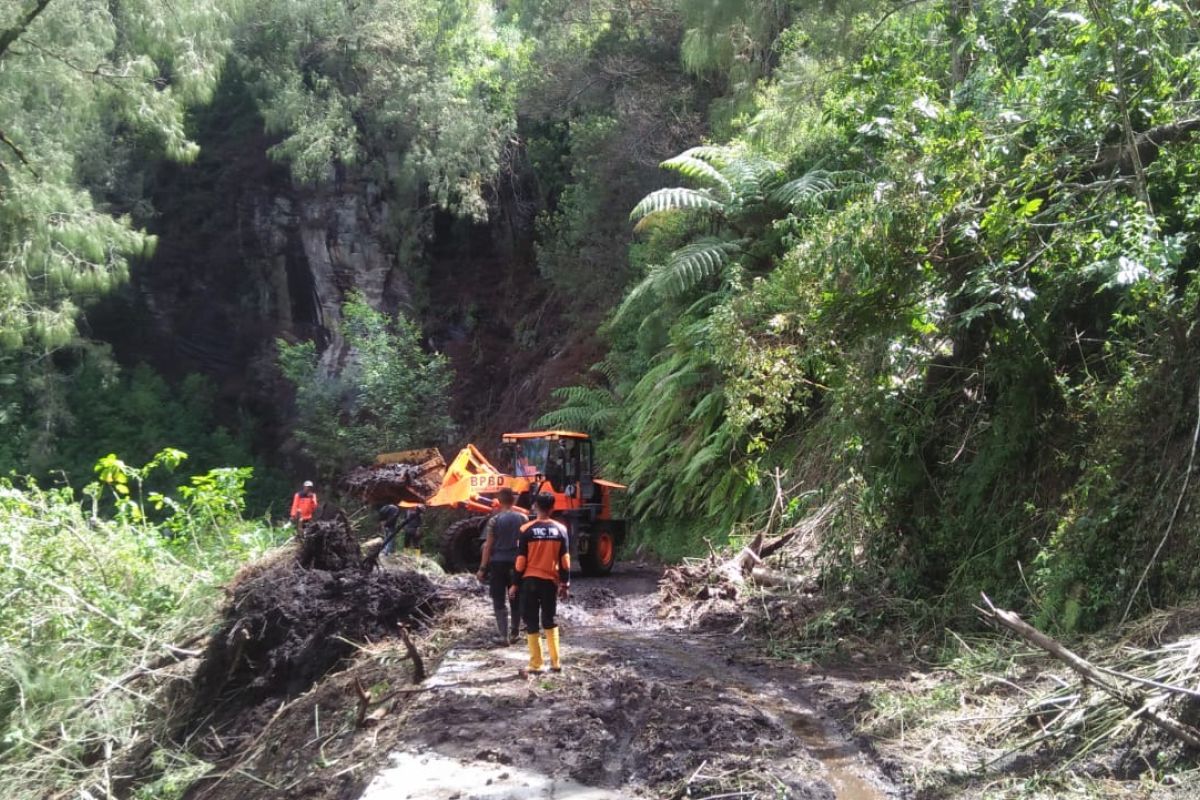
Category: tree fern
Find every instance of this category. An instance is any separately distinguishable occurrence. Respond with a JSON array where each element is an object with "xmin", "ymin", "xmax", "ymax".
[
  {"xmin": 629, "ymin": 187, "xmax": 723, "ymax": 224},
  {"xmin": 721, "ymin": 152, "xmax": 781, "ymax": 204},
  {"xmin": 653, "ymin": 238, "xmax": 742, "ymax": 297}
]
